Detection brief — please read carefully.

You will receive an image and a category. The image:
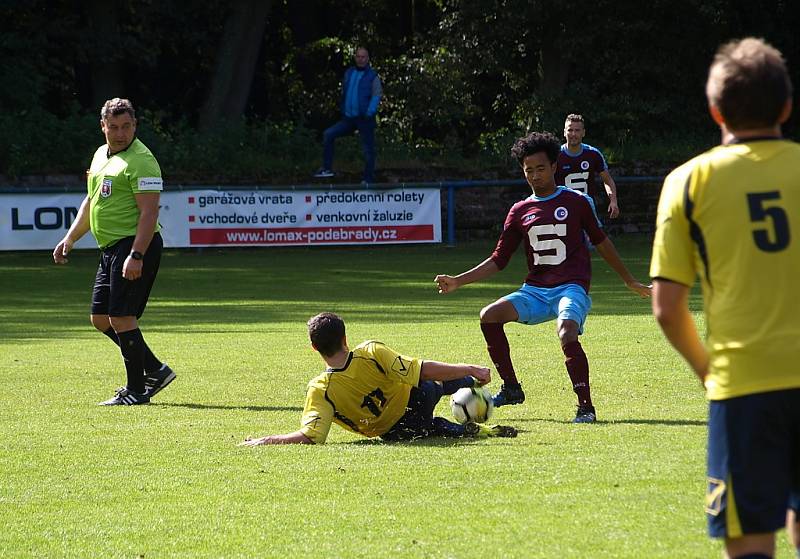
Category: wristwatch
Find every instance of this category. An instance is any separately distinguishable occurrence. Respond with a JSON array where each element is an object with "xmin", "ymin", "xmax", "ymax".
[{"xmin": 130, "ymin": 251, "xmax": 144, "ymax": 260}]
